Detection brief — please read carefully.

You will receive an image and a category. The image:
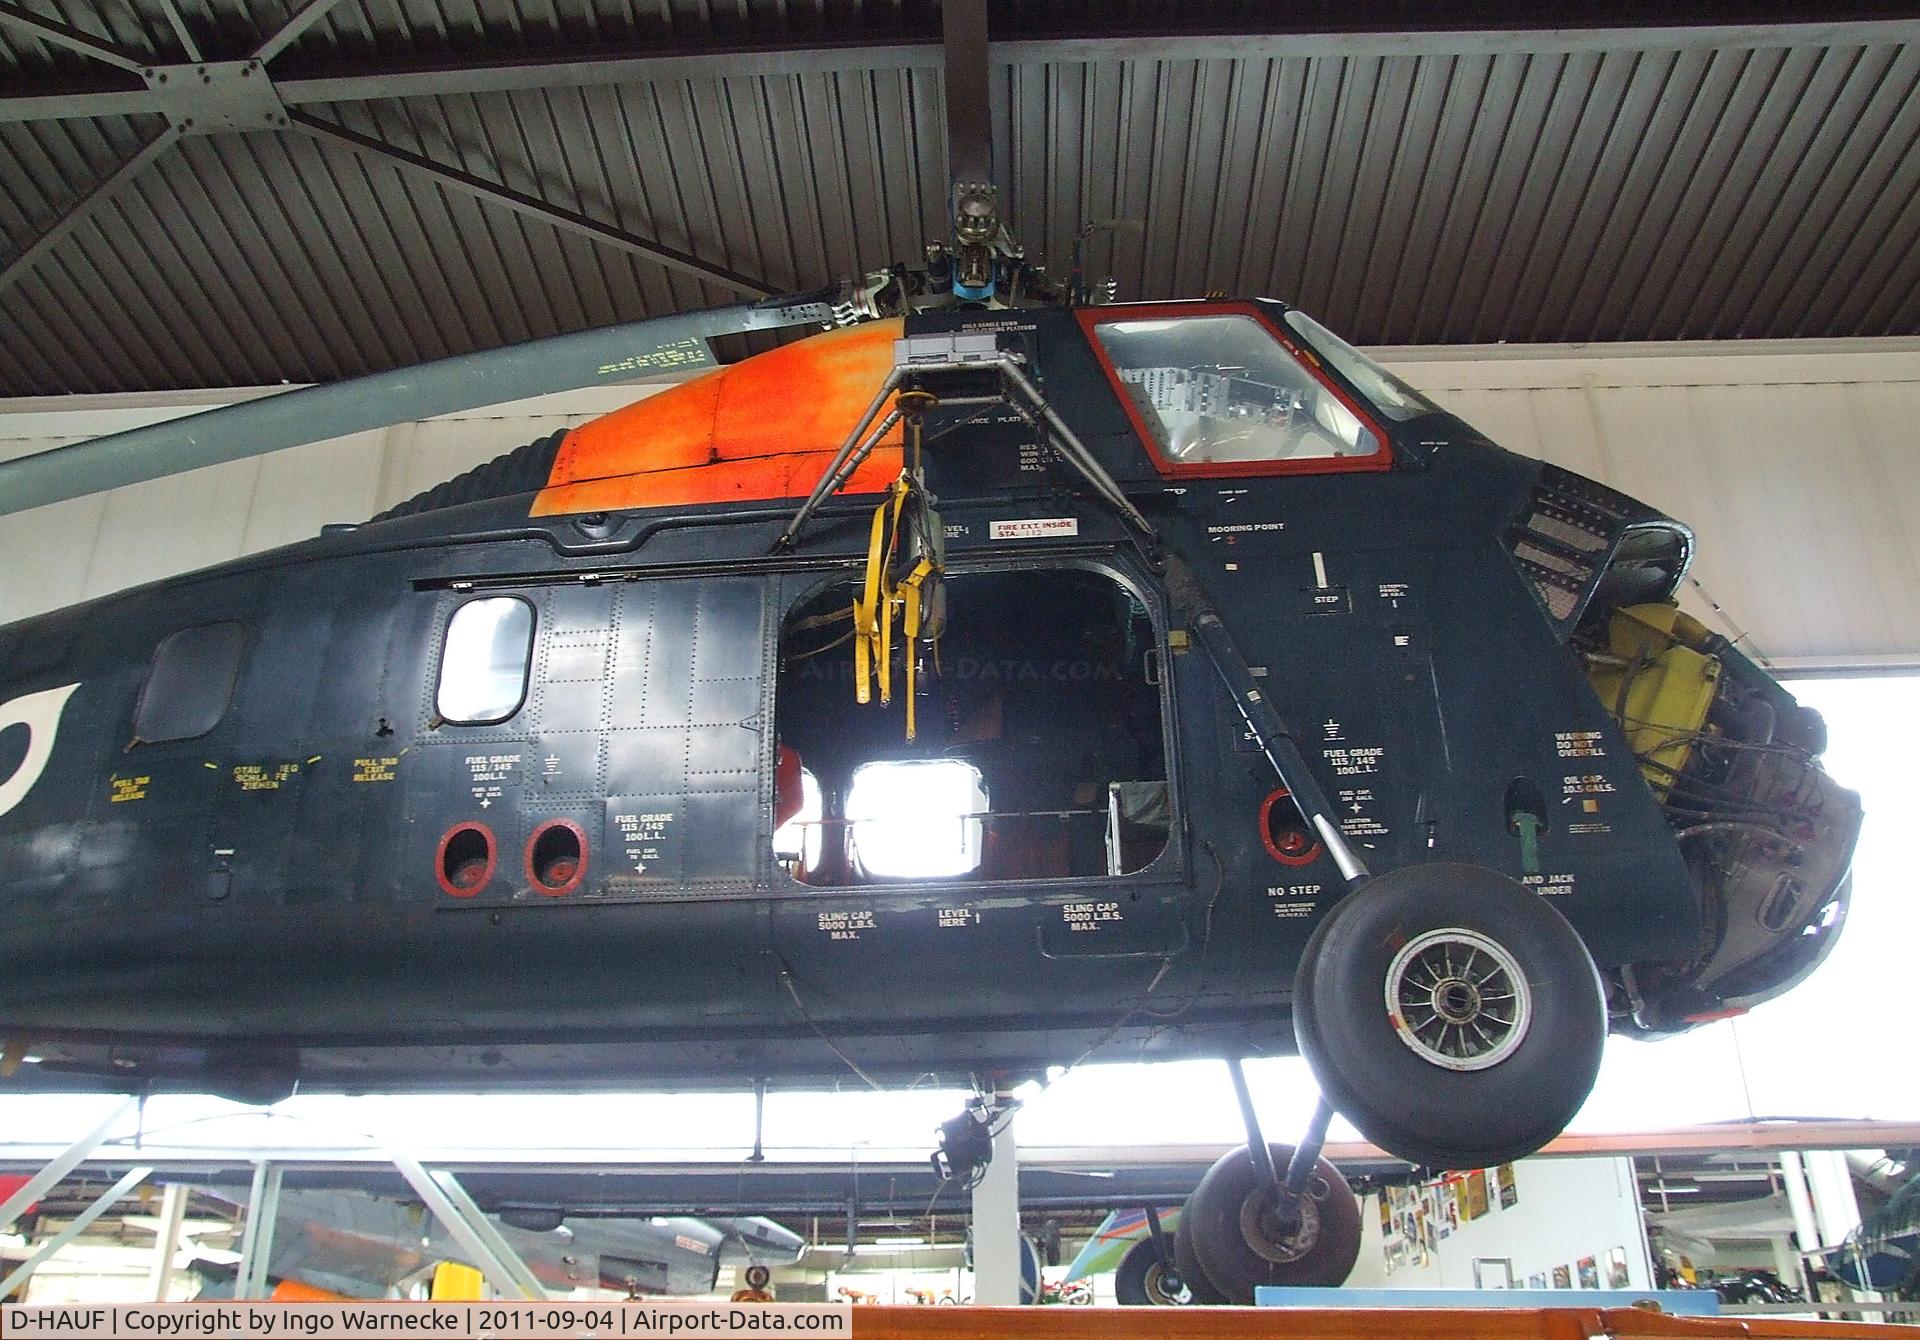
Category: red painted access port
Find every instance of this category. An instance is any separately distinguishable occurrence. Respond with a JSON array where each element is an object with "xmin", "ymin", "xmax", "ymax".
[
  {"xmin": 436, "ymin": 823, "xmax": 496, "ymax": 897},
  {"xmin": 1260, "ymin": 787, "xmax": 1324, "ymax": 867},
  {"xmin": 526, "ymin": 818, "xmax": 587, "ymax": 897}
]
